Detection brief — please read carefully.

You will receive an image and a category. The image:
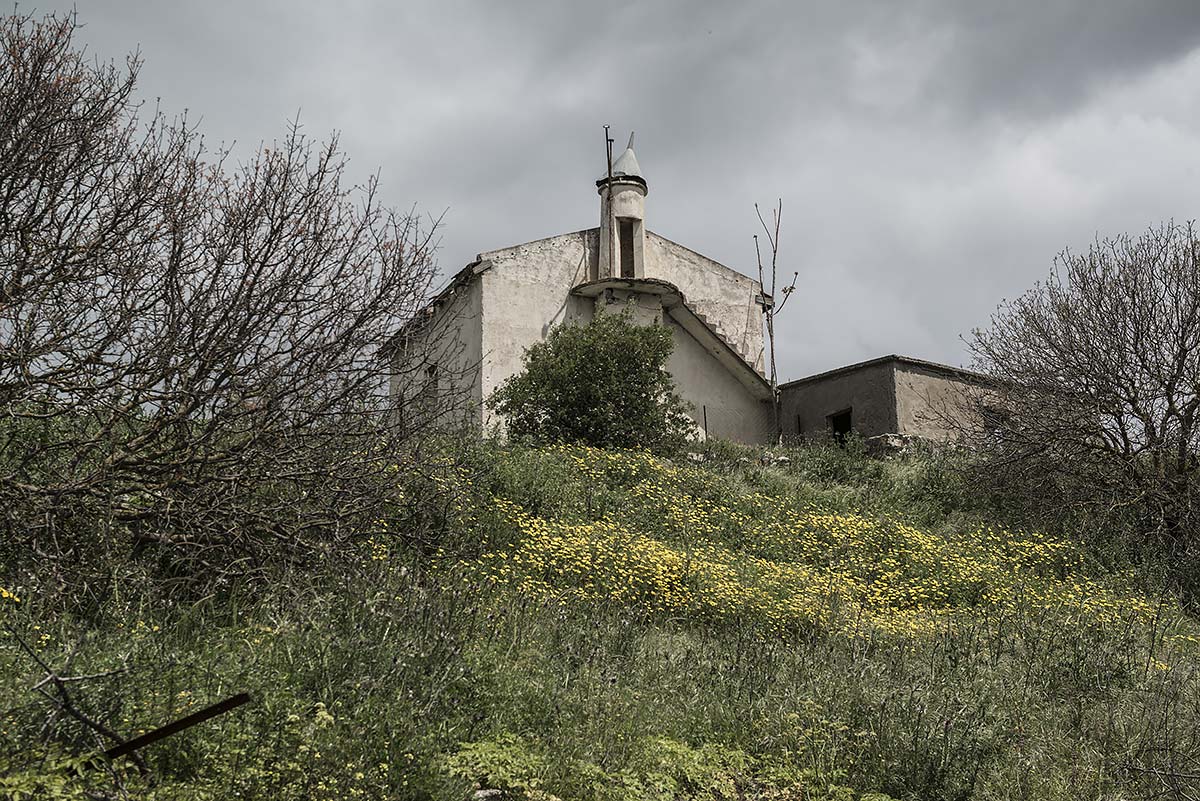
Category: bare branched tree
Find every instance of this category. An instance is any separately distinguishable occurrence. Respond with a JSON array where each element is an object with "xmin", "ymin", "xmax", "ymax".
[
  {"xmin": 754, "ymin": 200, "xmax": 797, "ymax": 445},
  {"xmin": 0, "ymin": 12, "xmax": 457, "ymax": 587},
  {"xmin": 964, "ymin": 221, "xmax": 1200, "ymax": 590}
]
